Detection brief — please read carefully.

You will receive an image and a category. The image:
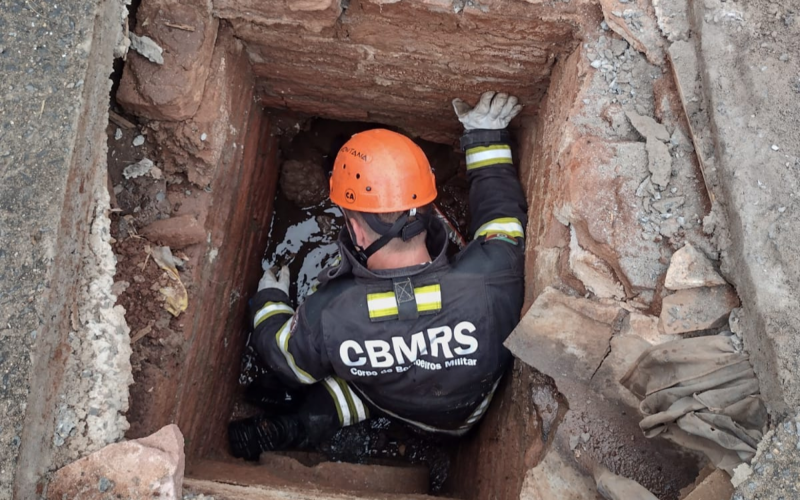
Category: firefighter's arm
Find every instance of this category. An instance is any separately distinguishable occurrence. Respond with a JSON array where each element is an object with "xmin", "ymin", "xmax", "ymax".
[
  {"xmin": 452, "ymin": 91, "xmax": 528, "ymax": 243},
  {"xmin": 250, "ymin": 266, "xmax": 331, "ymax": 387}
]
